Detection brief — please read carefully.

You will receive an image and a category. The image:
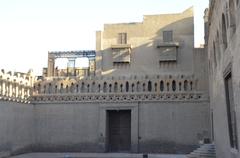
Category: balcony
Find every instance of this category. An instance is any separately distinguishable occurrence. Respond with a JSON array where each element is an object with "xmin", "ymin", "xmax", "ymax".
[
  {"xmin": 157, "ymin": 42, "xmax": 179, "ymax": 62},
  {"xmin": 111, "ymin": 44, "xmax": 132, "ymax": 63}
]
